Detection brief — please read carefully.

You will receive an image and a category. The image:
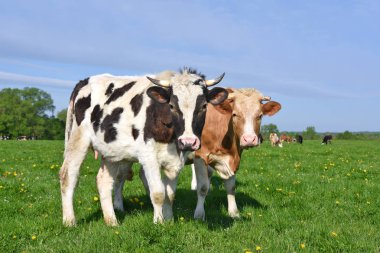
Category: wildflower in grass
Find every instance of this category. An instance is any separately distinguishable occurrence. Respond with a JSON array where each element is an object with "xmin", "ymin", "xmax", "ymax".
[
  {"xmin": 247, "ymin": 212, "xmax": 252, "ymax": 217},
  {"xmin": 2, "ymin": 159, "xmax": 5, "ymax": 162},
  {"xmin": 50, "ymin": 165, "xmax": 55, "ymax": 169},
  {"xmin": 335, "ymin": 200, "xmax": 340, "ymax": 205},
  {"xmin": 33, "ymin": 164, "xmax": 36, "ymax": 168},
  {"xmin": 244, "ymin": 250, "xmax": 252, "ymax": 253},
  {"xmin": 139, "ymin": 202, "xmax": 144, "ymax": 206},
  {"xmin": 93, "ymin": 196, "xmax": 99, "ymax": 202},
  {"xmin": 115, "ymin": 231, "xmax": 120, "ymax": 235},
  {"xmin": 12, "ymin": 235, "xmax": 17, "ymax": 239},
  {"xmin": 179, "ymin": 217, "xmax": 185, "ymax": 222},
  {"xmin": 31, "ymin": 235, "xmax": 37, "ymax": 240},
  {"xmin": 13, "ymin": 171, "xmax": 18, "ymax": 176},
  {"xmin": 0, "ymin": 185, "xmax": 3, "ymax": 189},
  {"xmin": 300, "ymin": 243, "xmax": 306, "ymax": 249},
  {"xmin": 134, "ymin": 197, "xmax": 139, "ymax": 203},
  {"xmin": 255, "ymin": 245, "xmax": 262, "ymax": 251},
  {"xmin": 330, "ymin": 231, "xmax": 338, "ymax": 237},
  {"xmin": 366, "ymin": 201, "xmax": 371, "ymax": 205}
]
